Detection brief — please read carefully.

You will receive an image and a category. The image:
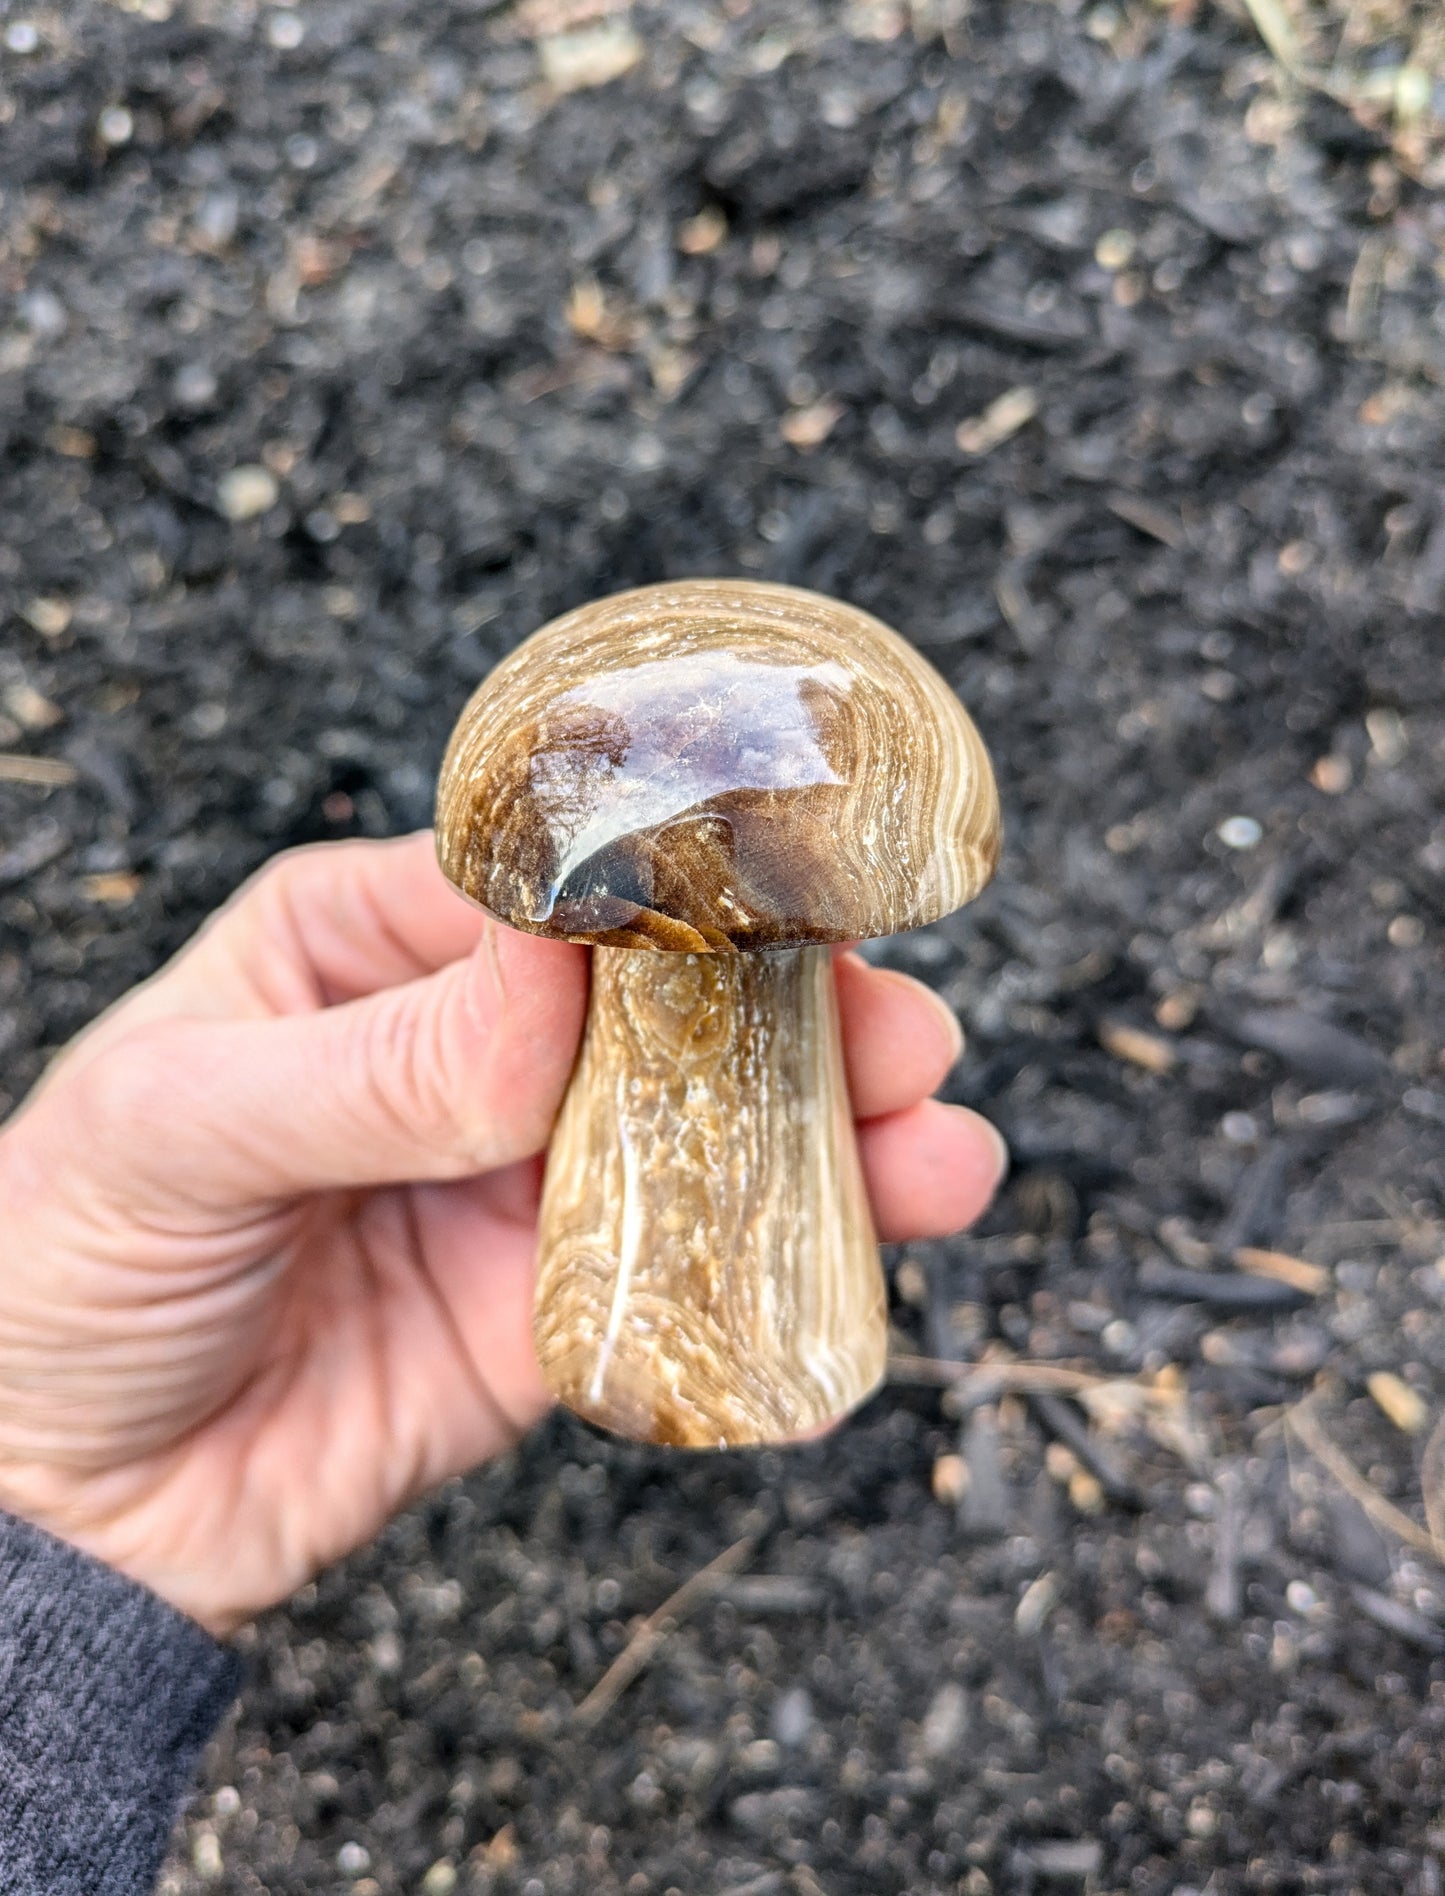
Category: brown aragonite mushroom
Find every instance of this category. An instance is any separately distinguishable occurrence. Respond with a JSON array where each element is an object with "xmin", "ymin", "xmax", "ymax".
[{"xmin": 435, "ymin": 579, "xmax": 1000, "ymax": 1449}]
